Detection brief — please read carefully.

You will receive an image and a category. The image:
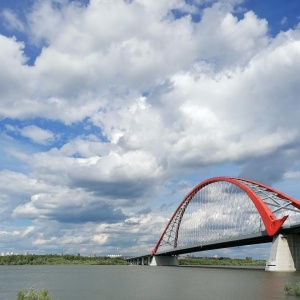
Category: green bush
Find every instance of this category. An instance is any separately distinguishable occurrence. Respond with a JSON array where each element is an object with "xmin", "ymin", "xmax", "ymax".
[
  {"xmin": 17, "ymin": 288, "xmax": 52, "ymax": 300},
  {"xmin": 284, "ymin": 283, "xmax": 294, "ymax": 296},
  {"xmin": 295, "ymin": 282, "xmax": 300, "ymax": 297},
  {"xmin": 284, "ymin": 282, "xmax": 300, "ymax": 297}
]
